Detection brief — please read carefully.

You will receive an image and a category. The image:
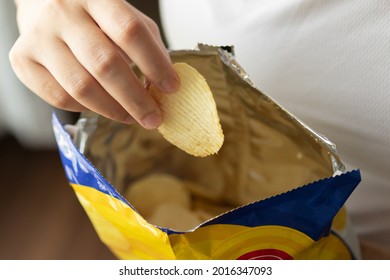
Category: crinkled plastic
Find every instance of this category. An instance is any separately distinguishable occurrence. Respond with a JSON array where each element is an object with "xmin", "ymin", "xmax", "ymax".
[{"xmin": 52, "ymin": 45, "xmax": 361, "ymax": 260}]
